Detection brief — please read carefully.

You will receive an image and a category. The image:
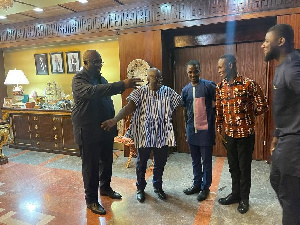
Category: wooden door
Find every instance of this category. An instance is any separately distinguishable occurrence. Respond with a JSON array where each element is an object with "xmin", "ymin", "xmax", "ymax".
[
  {"xmin": 173, "ymin": 42, "xmax": 268, "ymax": 160},
  {"xmin": 173, "ymin": 44, "xmax": 236, "ymax": 155},
  {"xmin": 12, "ymin": 114, "xmax": 31, "ymax": 145},
  {"xmin": 62, "ymin": 116, "xmax": 79, "ymax": 154}
]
